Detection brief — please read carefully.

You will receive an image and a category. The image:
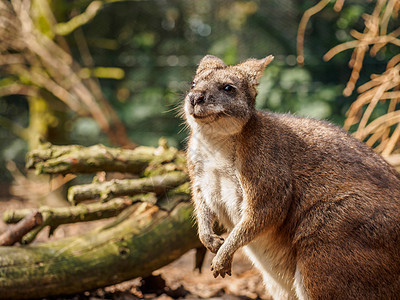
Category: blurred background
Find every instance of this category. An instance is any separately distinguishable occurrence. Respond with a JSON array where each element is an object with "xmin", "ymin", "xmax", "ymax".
[{"xmin": 0, "ymin": 0, "xmax": 397, "ymax": 186}]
